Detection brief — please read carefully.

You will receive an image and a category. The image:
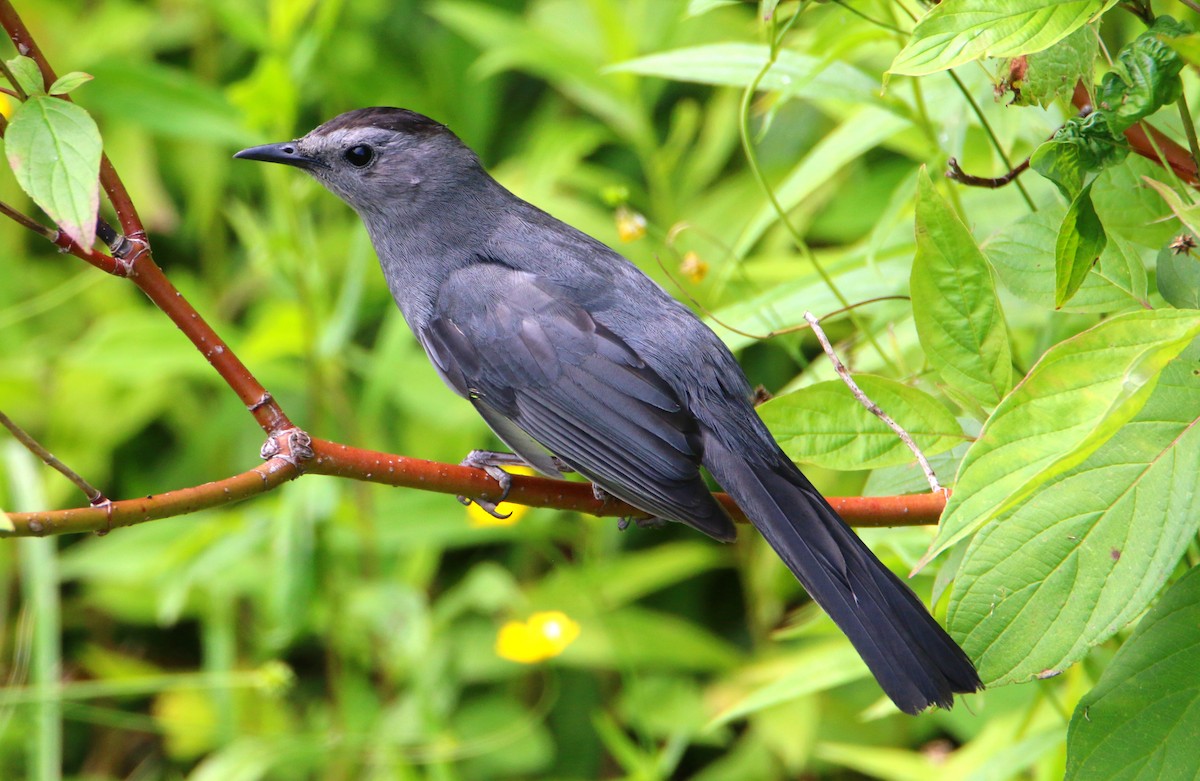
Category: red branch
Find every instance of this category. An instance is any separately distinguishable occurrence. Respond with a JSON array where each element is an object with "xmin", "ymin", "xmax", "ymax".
[
  {"xmin": 0, "ymin": 0, "xmax": 949, "ymax": 539},
  {"xmin": 2, "ymin": 438, "xmax": 947, "ymax": 536},
  {"xmin": 1072, "ymin": 82, "xmax": 1199, "ymax": 185}
]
